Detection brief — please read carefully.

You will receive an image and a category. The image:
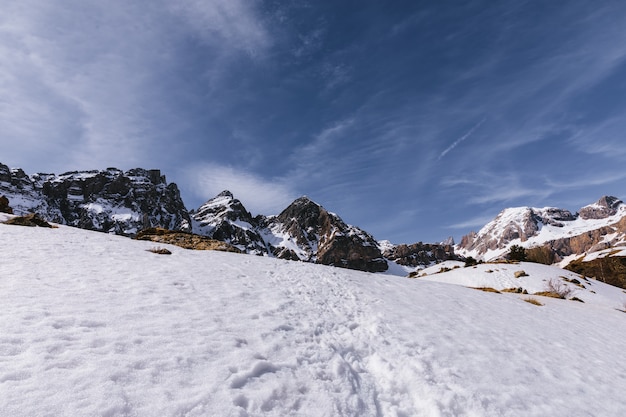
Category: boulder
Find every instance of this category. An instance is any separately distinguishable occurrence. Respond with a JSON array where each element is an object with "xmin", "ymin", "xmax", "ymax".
[{"xmin": 0, "ymin": 195, "xmax": 12, "ymax": 214}]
